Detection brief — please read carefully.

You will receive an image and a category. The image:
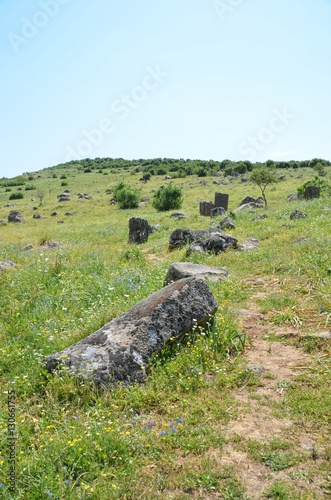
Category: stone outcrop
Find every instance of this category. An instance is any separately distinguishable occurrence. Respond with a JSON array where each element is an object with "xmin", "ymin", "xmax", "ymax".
[
  {"xmin": 210, "ymin": 207, "xmax": 226, "ymax": 217},
  {"xmin": 43, "ymin": 278, "xmax": 218, "ymax": 387},
  {"xmin": 217, "ymin": 217, "xmax": 236, "ymax": 230},
  {"xmin": 165, "ymin": 262, "xmax": 229, "ymax": 284}
]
